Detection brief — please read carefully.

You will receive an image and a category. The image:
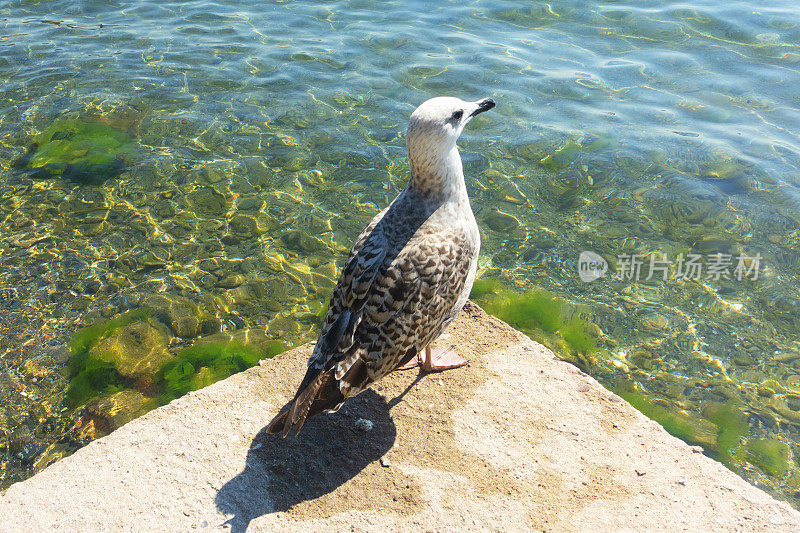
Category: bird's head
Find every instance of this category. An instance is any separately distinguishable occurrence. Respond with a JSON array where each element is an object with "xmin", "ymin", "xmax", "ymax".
[{"xmin": 406, "ymin": 96, "xmax": 495, "ymax": 164}]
